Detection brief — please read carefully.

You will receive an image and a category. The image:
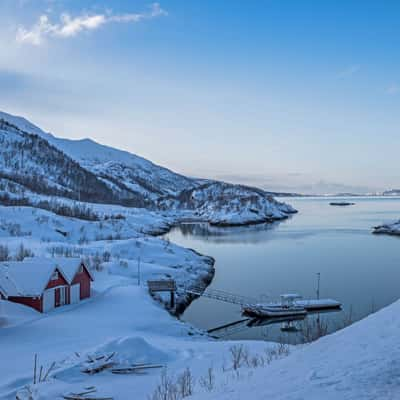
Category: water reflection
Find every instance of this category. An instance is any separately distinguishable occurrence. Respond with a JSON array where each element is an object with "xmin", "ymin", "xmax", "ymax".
[
  {"xmin": 178, "ymin": 221, "xmax": 281, "ymax": 242},
  {"xmin": 165, "ymin": 197, "xmax": 400, "ymax": 343},
  {"xmin": 208, "ymin": 308, "xmax": 342, "ymax": 344},
  {"xmin": 174, "ymin": 219, "xmax": 321, "ymax": 244}
]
